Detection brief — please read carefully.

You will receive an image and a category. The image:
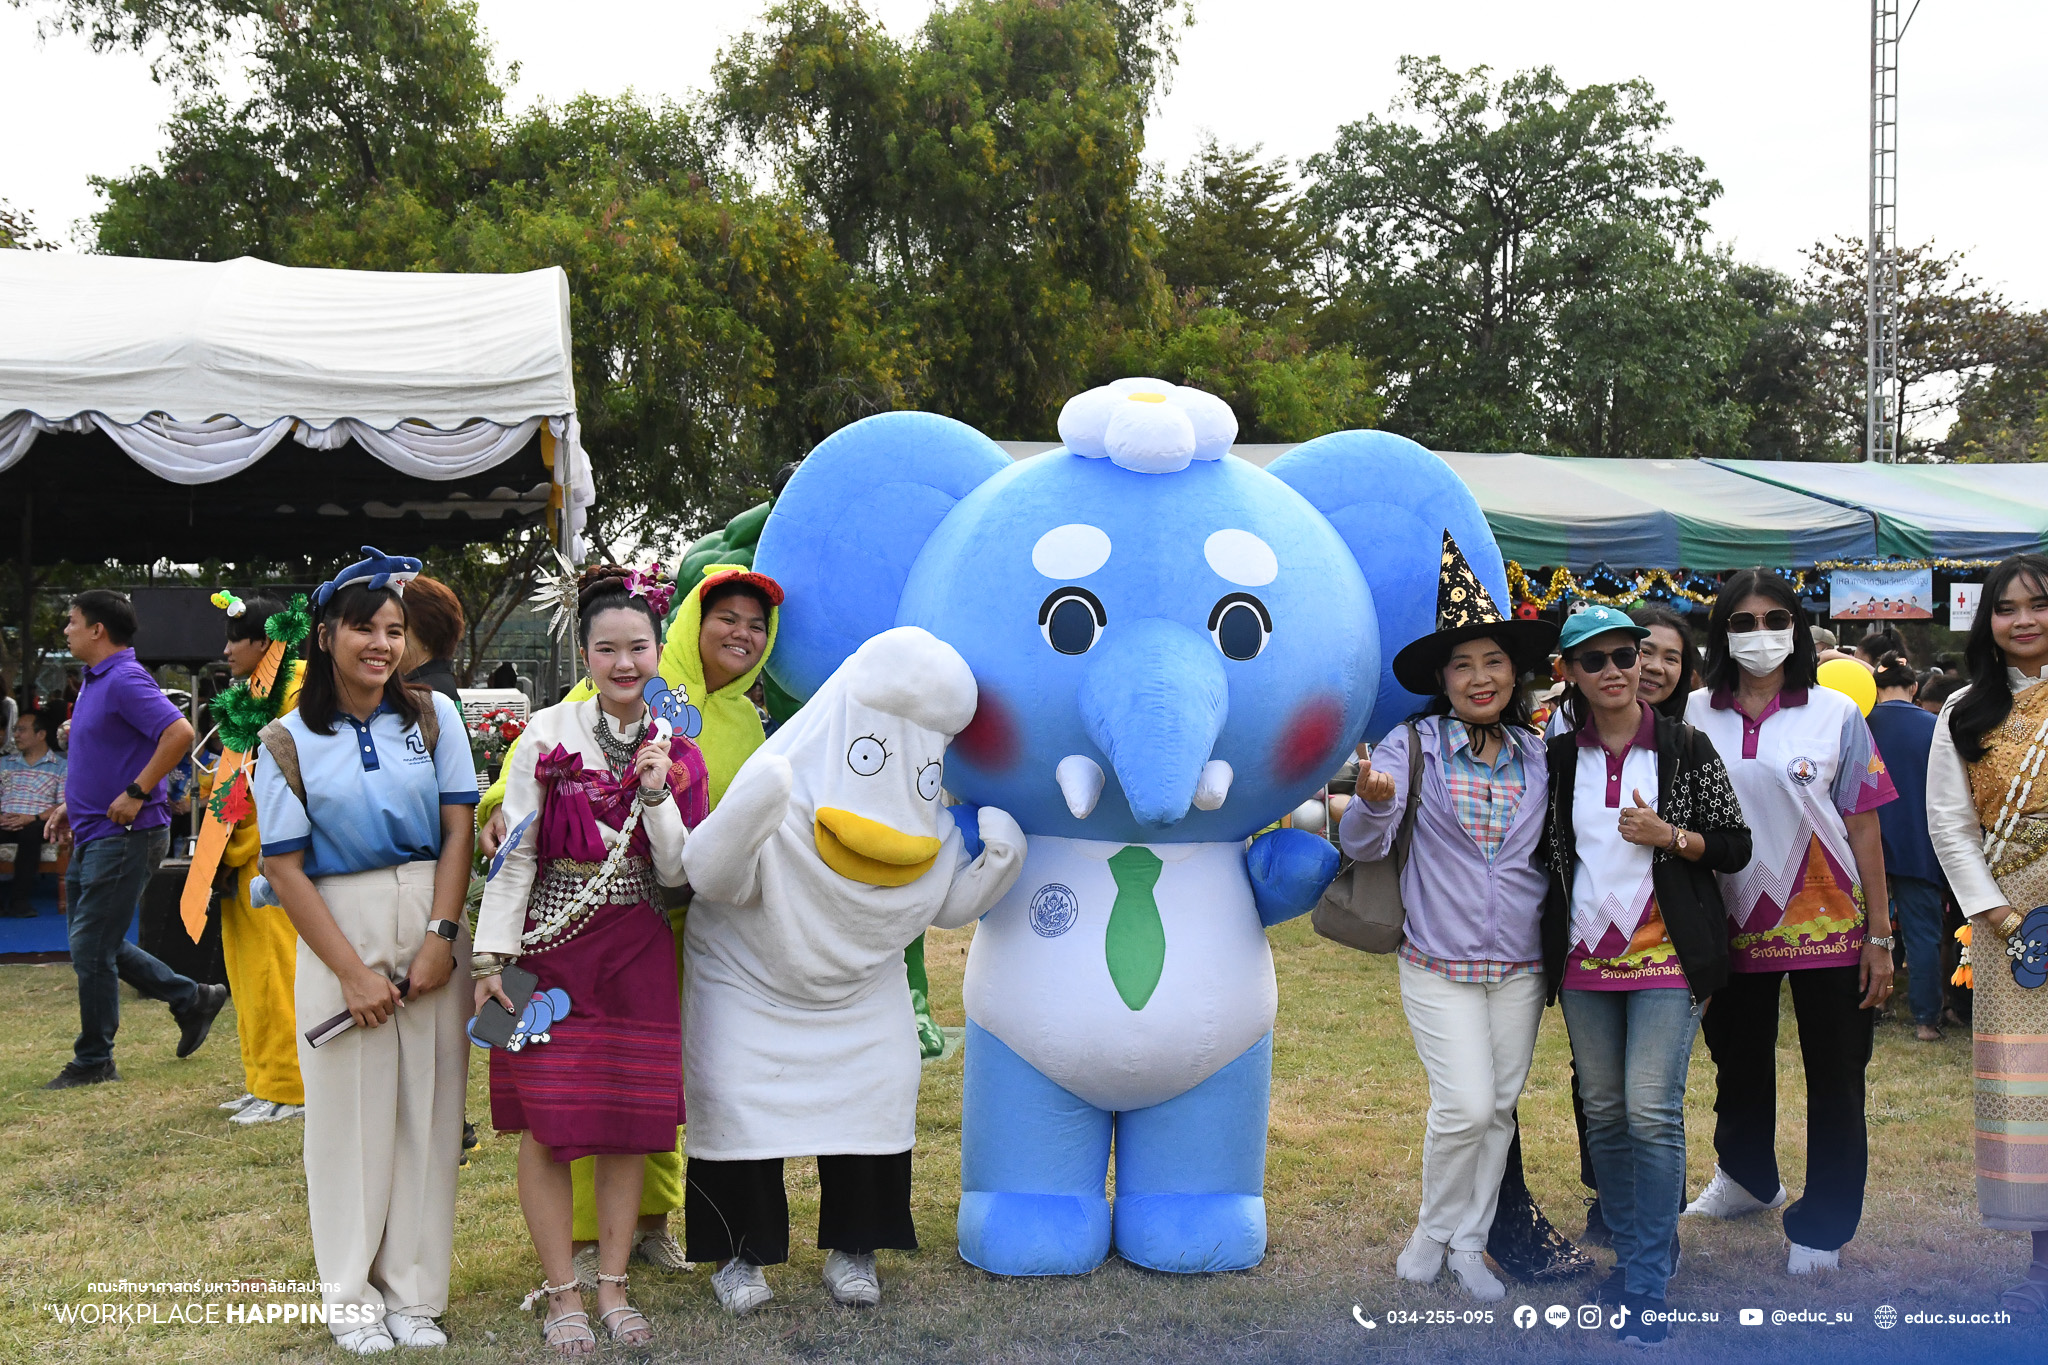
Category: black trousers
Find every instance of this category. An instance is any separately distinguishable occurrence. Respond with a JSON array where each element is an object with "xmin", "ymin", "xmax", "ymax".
[
  {"xmin": 685, "ymin": 1152, "xmax": 917, "ymax": 1266},
  {"xmin": 1700, "ymin": 965, "xmax": 1873, "ymax": 1252},
  {"xmin": 3, "ymin": 822, "xmax": 43, "ymax": 912}
]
